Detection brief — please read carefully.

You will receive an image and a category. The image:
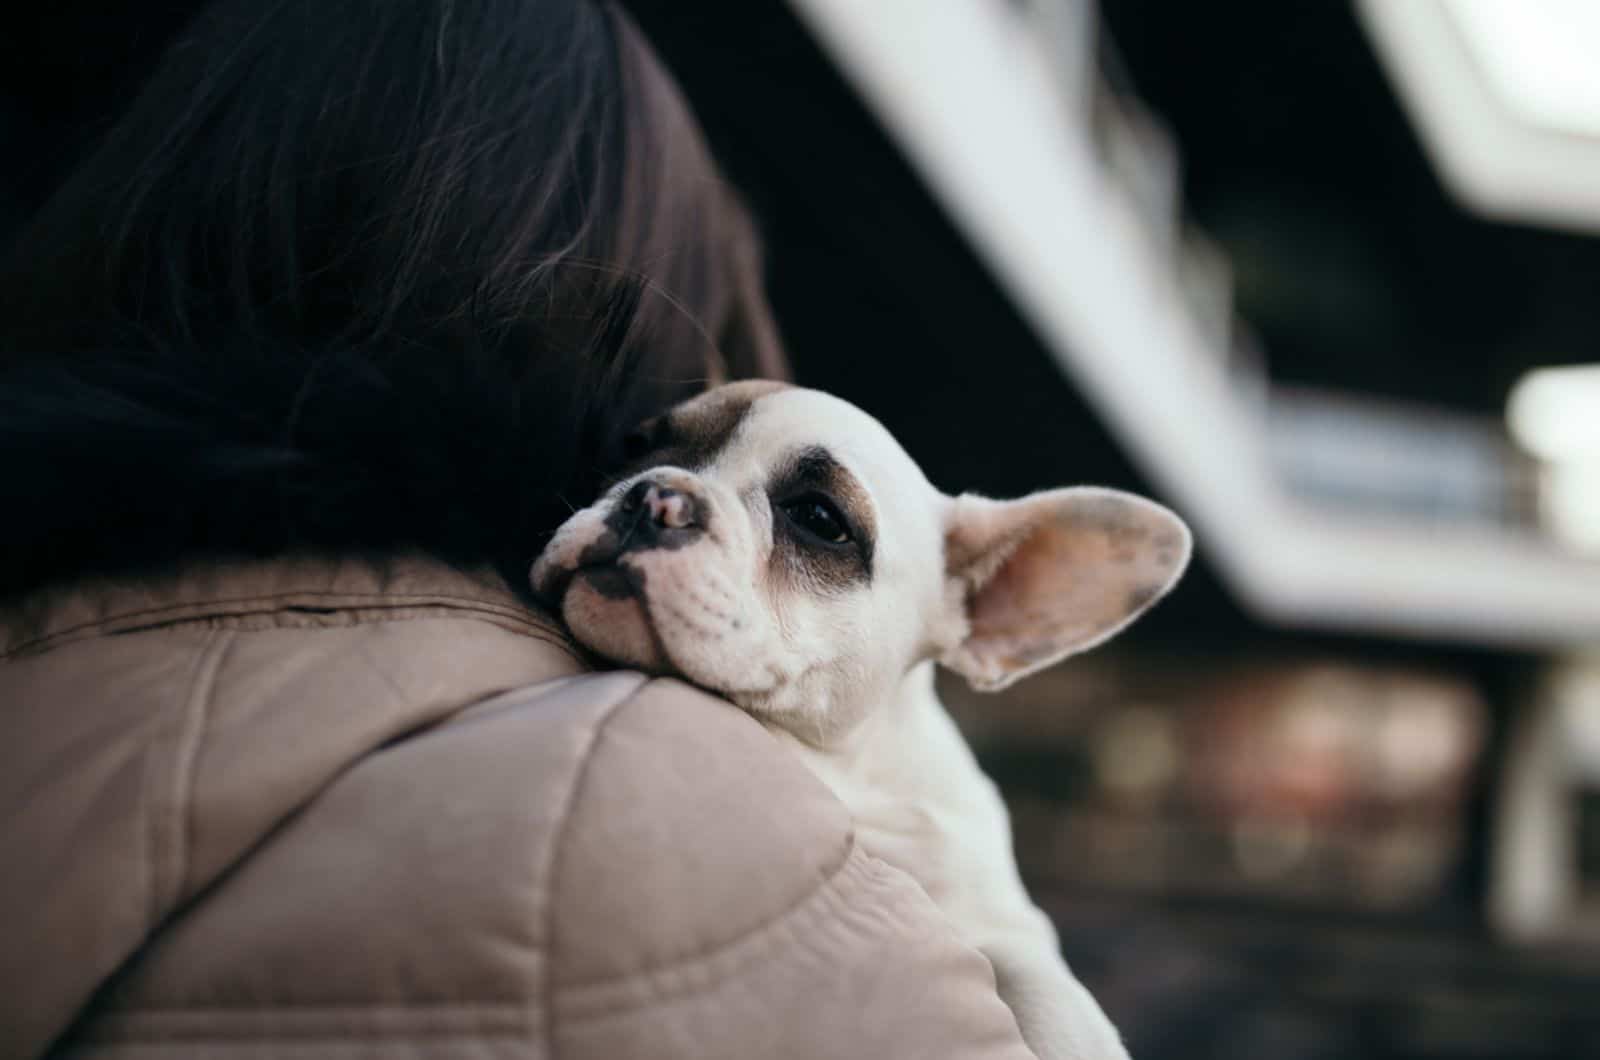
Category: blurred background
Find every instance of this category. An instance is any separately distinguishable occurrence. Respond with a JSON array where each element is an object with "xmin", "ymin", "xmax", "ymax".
[{"xmin": 7, "ymin": 1, "xmax": 1600, "ymax": 1057}]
